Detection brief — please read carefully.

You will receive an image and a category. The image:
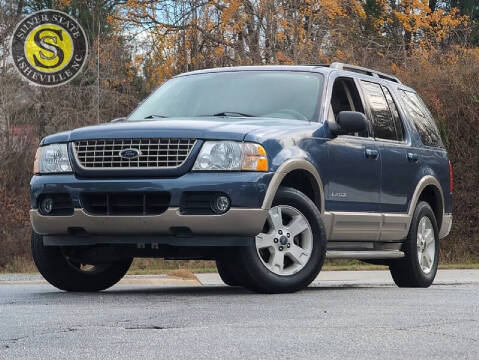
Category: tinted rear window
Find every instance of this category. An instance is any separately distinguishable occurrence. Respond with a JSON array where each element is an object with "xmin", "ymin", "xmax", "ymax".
[
  {"xmin": 399, "ymin": 90, "xmax": 443, "ymax": 147},
  {"xmin": 361, "ymin": 81, "xmax": 401, "ymax": 141},
  {"xmin": 382, "ymin": 86, "xmax": 404, "ymax": 141}
]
